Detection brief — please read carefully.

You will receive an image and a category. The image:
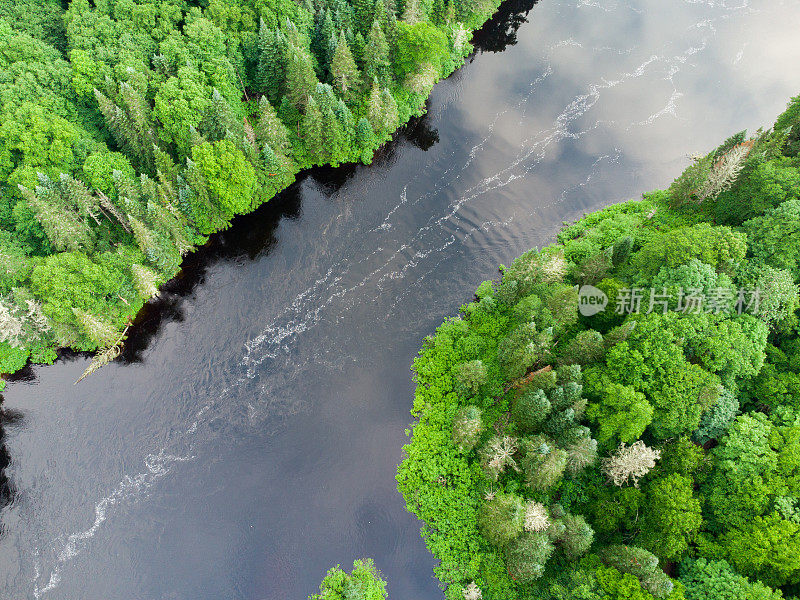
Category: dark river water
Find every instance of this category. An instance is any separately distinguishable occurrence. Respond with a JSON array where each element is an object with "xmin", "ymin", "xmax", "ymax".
[{"xmin": 2, "ymin": 0, "xmax": 800, "ymax": 598}]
